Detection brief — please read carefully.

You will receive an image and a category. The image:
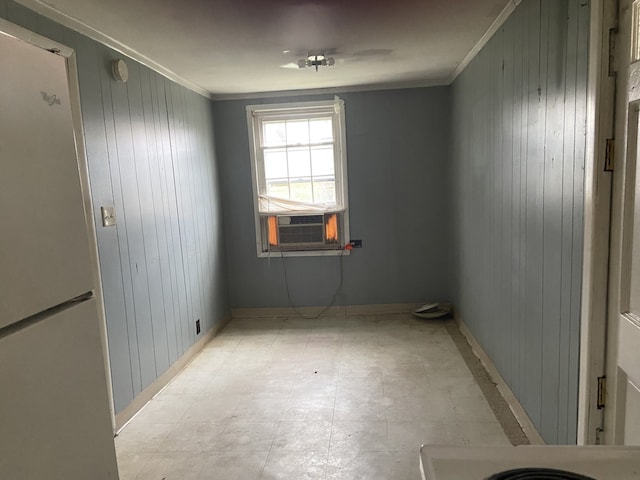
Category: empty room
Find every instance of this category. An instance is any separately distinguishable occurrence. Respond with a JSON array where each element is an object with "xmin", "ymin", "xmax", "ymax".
[{"xmin": 2, "ymin": 0, "xmax": 640, "ymax": 479}]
